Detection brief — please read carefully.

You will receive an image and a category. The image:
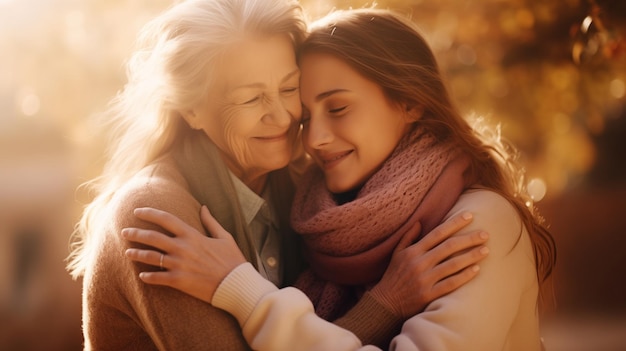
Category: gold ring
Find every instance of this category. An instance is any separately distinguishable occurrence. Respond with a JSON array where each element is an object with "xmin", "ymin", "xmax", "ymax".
[{"xmin": 159, "ymin": 254, "xmax": 164, "ymax": 270}]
